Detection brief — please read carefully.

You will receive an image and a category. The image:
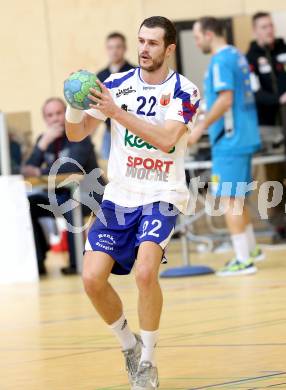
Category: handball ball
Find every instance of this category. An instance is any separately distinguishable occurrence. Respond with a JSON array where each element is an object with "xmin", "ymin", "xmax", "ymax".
[{"xmin": 64, "ymin": 70, "xmax": 101, "ymax": 110}]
